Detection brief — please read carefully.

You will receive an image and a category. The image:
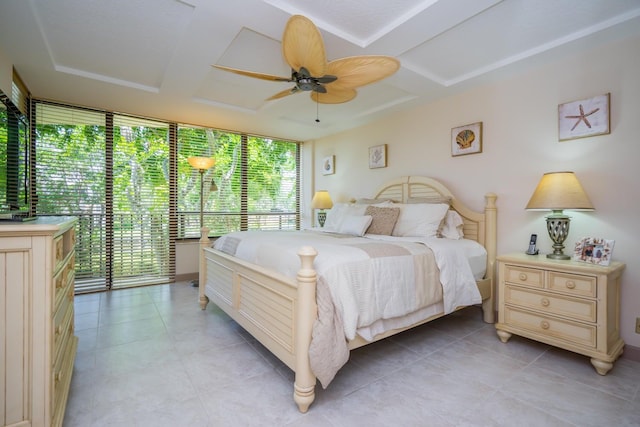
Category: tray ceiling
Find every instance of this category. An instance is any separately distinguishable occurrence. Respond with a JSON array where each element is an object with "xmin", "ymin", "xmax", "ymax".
[{"xmin": 1, "ymin": 0, "xmax": 639, "ymax": 141}]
